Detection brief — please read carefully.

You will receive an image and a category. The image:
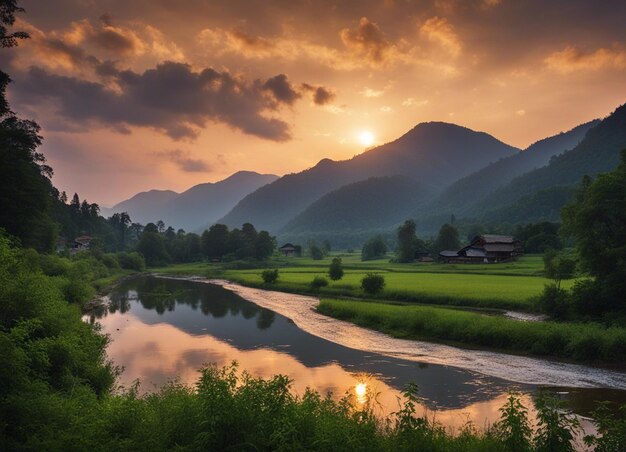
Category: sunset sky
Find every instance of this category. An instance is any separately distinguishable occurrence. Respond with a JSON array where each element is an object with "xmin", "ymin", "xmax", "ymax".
[{"xmin": 3, "ymin": 0, "xmax": 626, "ymax": 206}]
